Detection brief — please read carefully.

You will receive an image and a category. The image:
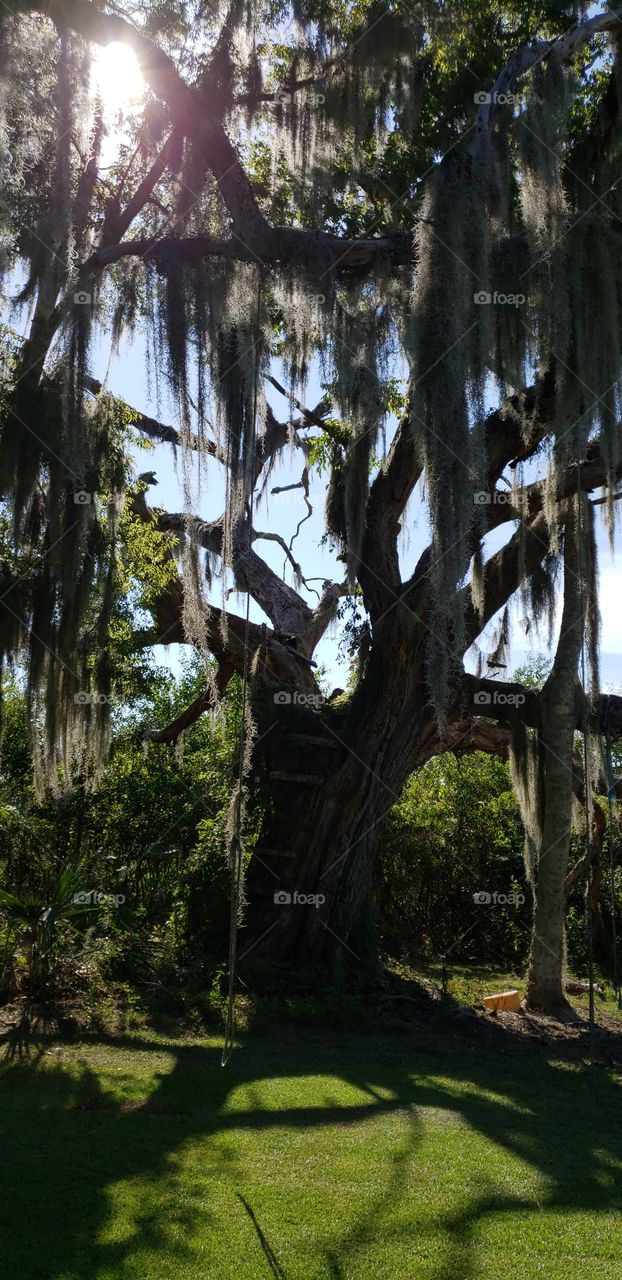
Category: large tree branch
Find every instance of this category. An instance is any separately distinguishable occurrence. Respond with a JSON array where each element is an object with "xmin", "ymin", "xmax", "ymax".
[
  {"xmin": 144, "ymin": 659, "xmax": 234, "ymax": 741},
  {"xmin": 38, "ymin": 0, "xmax": 270, "ymax": 243},
  {"xmin": 129, "ymin": 488, "xmax": 324, "ymax": 691},
  {"xmin": 460, "ymin": 674, "xmax": 622, "ymax": 741},
  {"xmin": 400, "ymin": 420, "xmax": 617, "ymax": 649},
  {"xmin": 32, "ymin": 0, "xmax": 409, "ymax": 273},
  {"xmin": 19, "ymin": 0, "xmax": 412, "ymax": 283},
  {"xmin": 142, "ymin": 583, "xmax": 349, "ymax": 743},
  {"xmin": 463, "ymin": 512, "xmax": 551, "ymax": 646},
  {"xmin": 482, "ymin": 373, "xmax": 556, "ymax": 483},
  {"xmin": 361, "ymin": 396, "xmax": 421, "ymax": 619},
  {"xmin": 139, "ymin": 493, "xmax": 342, "ymax": 650},
  {"xmin": 362, "ymin": 375, "xmax": 555, "ymax": 621},
  {"xmin": 132, "ymin": 480, "xmax": 315, "ymax": 638},
  {"xmin": 20, "ymin": 0, "xmax": 622, "ymax": 373},
  {"xmin": 84, "ymin": 230, "xmax": 411, "ymax": 273},
  {"xmin": 101, "ymin": 129, "xmax": 180, "ymax": 247},
  {"xmin": 144, "ymin": 688, "xmax": 215, "ymax": 741},
  {"xmin": 470, "ymin": 9, "xmax": 622, "ymax": 157},
  {"xmin": 484, "ymin": 444, "xmax": 622, "ymax": 532},
  {"xmin": 401, "ymin": 503, "xmax": 551, "ymax": 637},
  {"xmin": 72, "ymin": 5, "xmax": 622, "ymax": 277},
  {"xmin": 416, "ymin": 716, "xmax": 512, "ymax": 769}
]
